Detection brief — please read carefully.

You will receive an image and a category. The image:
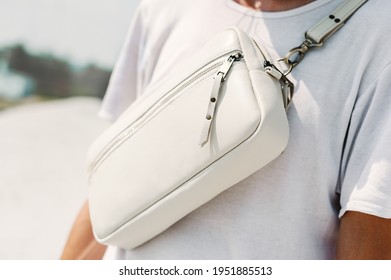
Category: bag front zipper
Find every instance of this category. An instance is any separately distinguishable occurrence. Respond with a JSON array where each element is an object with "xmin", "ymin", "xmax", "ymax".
[
  {"xmin": 199, "ymin": 52, "xmax": 243, "ymax": 147},
  {"xmin": 88, "ymin": 51, "xmax": 243, "ymax": 175}
]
